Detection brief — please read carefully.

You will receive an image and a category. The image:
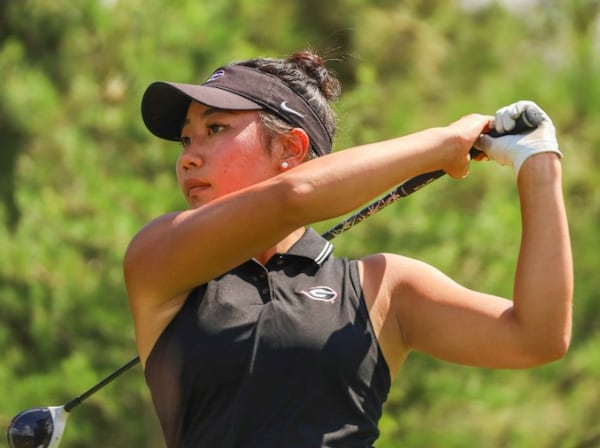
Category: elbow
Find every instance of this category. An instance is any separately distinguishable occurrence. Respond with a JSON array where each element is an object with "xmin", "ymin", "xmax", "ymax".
[
  {"xmin": 521, "ymin": 330, "xmax": 572, "ymax": 367},
  {"xmin": 538, "ymin": 337, "xmax": 571, "ymax": 365},
  {"xmin": 548, "ymin": 330, "xmax": 572, "ymax": 361}
]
